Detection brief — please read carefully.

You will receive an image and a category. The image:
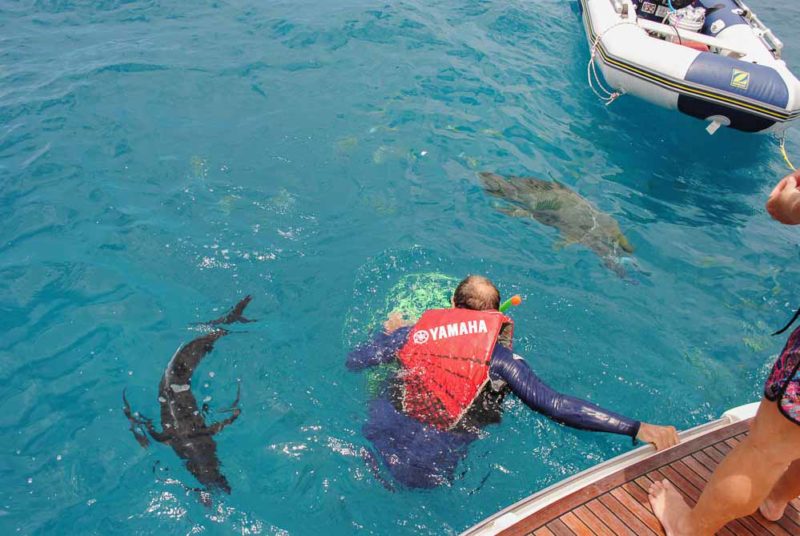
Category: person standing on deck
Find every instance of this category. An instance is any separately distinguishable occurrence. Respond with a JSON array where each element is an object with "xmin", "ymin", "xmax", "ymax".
[
  {"xmin": 649, "ymin": 169, "xmax": 800, "ymax": 535},
  {"xmin": 348, "ymin": 275, "xmax": 679, "ymax": 488}
]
